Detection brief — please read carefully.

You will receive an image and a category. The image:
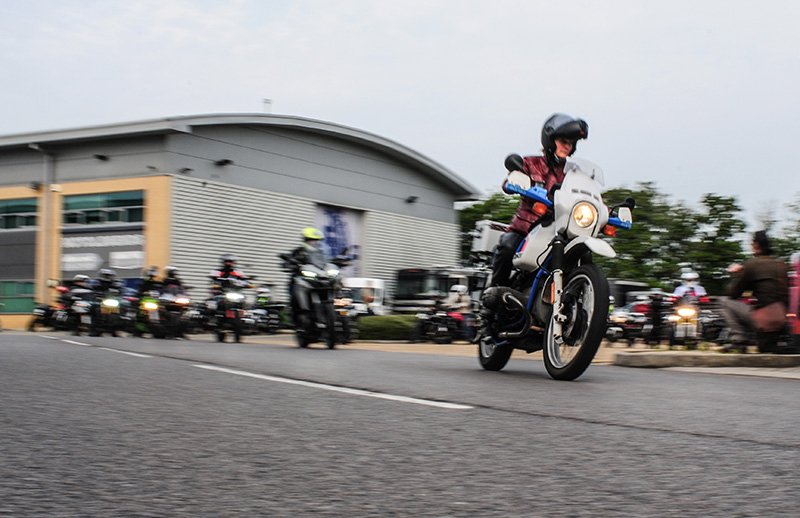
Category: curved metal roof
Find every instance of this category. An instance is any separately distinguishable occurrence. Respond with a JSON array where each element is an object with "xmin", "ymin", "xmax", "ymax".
[{"xmin": 0, "ymin": 113, "xmax": 479, "ymax": 199}]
